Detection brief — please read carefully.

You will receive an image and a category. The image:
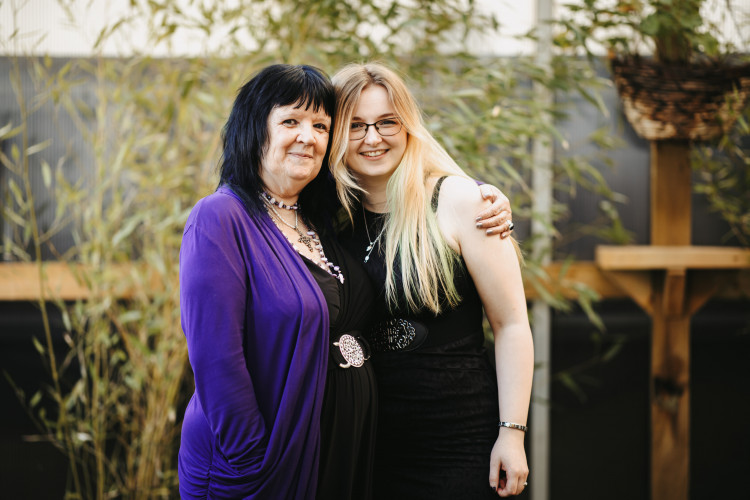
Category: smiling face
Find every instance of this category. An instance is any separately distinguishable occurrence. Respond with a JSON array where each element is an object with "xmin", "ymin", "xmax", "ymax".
[
  {"xmin": 260, "ymin": 103, "xmax": 331, "ymax": 200},
  {"xmin": 345, "ymin": 85, "xmax": 408, "ymax": 184}
]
